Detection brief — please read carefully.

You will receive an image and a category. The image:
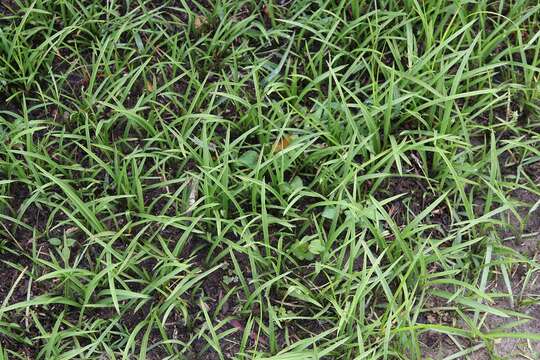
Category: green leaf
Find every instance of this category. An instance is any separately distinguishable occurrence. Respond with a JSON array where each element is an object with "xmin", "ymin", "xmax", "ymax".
[
  {"xmin": 282, "ymin": 176, "xmax": 304, "ymax": 194},
  {"xmin": 66, "ymin": 238, "xmax": 76, "ymax": 247},
  {"xmin": 363, "ymin": 206, "xmax": 382, "ymax": 221},
  {"xmin": 286, "ymin": 285, "xmax": 322, "ymax": 308},
  {"xmin": 290, "ymin": 176, "xmax": 303, "ymax": 191},
  {"xmin": 308, "ymin": 239, "xmax": 325, "ymax": 255},
  {"xmin": 291, "ymin": 241, "xmax": 314, "ymax": 261},
  {"xmin": 238, "ymin": 151, "xmax": 258, "ymax": 169},
  {"xmin": 48, "ymin": 238, "xmax": 62, "ymax": 246},
  {"xmin": 321, "ymin": 206, "xmax": 337, "ymax": 219}
]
